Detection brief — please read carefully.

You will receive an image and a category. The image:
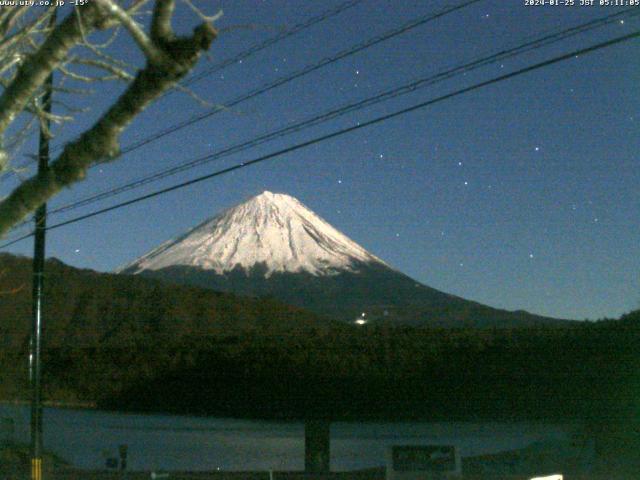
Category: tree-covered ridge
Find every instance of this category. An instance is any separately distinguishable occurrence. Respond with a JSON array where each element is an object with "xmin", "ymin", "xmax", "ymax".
[
  {"xmin": 0, "ymin": 253, "xmax": 332, "ymax": 345},
  {"xmin": 1, "ymin": 253, "xmax": 638, "ymax": 430},
  {"xmin": 135, "ymin": 262, "xmax": 573, "ymax": 328},
  {"xmin": 0, "ymin": 253, "xmax": 334, "ymax": 401}
]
